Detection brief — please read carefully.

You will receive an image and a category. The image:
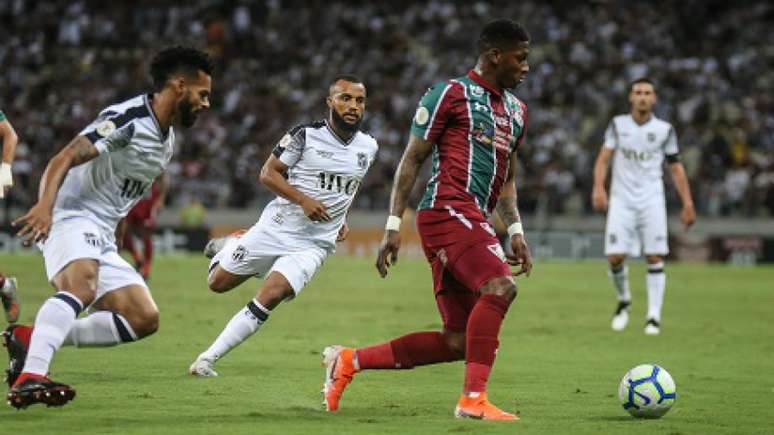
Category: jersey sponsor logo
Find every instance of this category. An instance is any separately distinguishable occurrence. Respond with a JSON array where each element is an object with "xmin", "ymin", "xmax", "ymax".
[
  {"xmin": 473, "ymin": 102, "xmax": 490, "ymax": 113},
  {"xmin": 232, "ymin": 245, "xmax": 248, "ymax": 262},
  {"xmin": 96, "ymin": 120, "xmax": 116, "ymax": 137},
  {"xmin": 487, "ymin": 243, "xmax": 507, "ymax": 263},
  {"xmin": 318, "ymin": 171, "xmax": 361, "ymax": 195},
  {"xmin": 414, "ymin": 106, "xmax": 430, "ymax": 125},
  {"xmin": 316, "ymin": 149, "xmax": 334, "ymax": 159},
  {"xmin": 120, "ymin": 178, "xmax": 148, "ymax": 199},
  {"xmin": 620, "ymin": 147, "xmax": 654, "ymax": 162},
  {"xmin": 84, "ymin": 232, "xmax": 101, "ymax": 248},
  {"xmin": 357, "ymin": 152, "xmax": 368, "ymax": 169},
  {"xmin": 473, "ymin": 124, "xmax": 494, "ymax": 146}
]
